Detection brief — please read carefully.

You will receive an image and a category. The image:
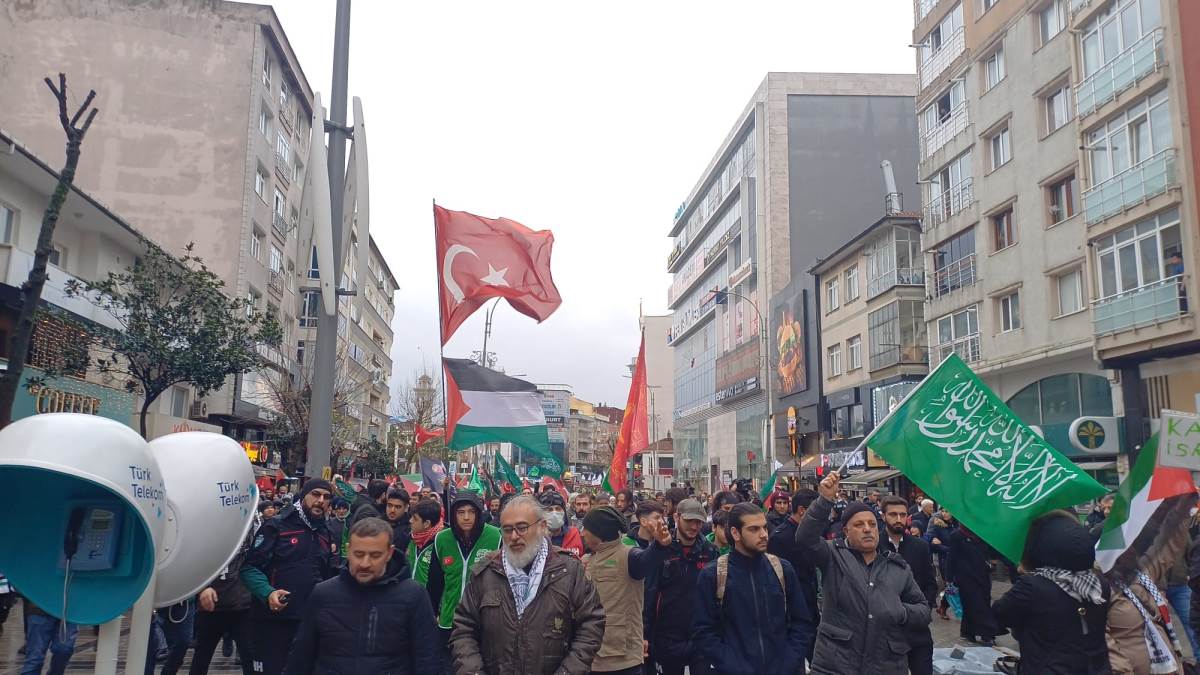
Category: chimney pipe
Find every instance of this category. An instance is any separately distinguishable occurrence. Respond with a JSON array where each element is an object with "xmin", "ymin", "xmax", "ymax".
[{"xmin": 881, "ymin": 160, "xmax": 901, "ymax": 214}]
